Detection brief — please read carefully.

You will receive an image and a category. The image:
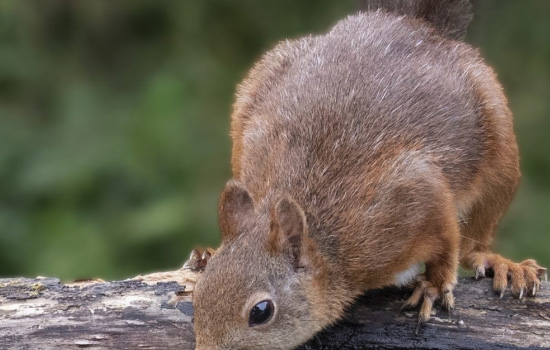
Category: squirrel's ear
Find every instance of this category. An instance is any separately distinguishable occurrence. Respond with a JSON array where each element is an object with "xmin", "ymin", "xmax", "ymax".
[
  {"xmin": 219, "ymin": 180, "xmax": 254, "ymax": 242},
  {"xmin": 268, "ymin": 197, "xmax": 308, "ymax": 270}
]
